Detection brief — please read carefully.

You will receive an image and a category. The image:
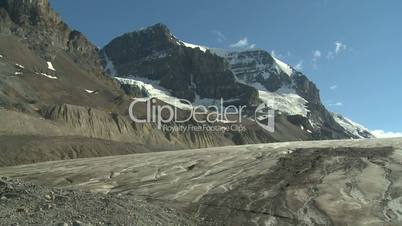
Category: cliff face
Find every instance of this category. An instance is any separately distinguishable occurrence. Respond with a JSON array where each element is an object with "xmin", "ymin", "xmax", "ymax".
[
  {"xmin": 102, "ymin": 24, "xmax": 259, "ymax": 105},
  {"xmin": 225, "ymin": 50, "xmax": 292, "ymax": 92},
  {"xmin": 0, "ymin": 0, "xmax": 102, "ymax": 72}
]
